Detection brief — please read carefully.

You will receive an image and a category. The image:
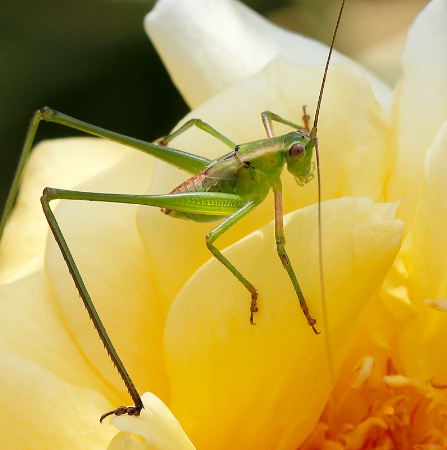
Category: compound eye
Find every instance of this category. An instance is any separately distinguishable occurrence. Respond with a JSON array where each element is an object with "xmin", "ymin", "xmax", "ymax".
[{"xmin": 289, "ymin": 143, "xmax": 305, "ymax": 158}]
